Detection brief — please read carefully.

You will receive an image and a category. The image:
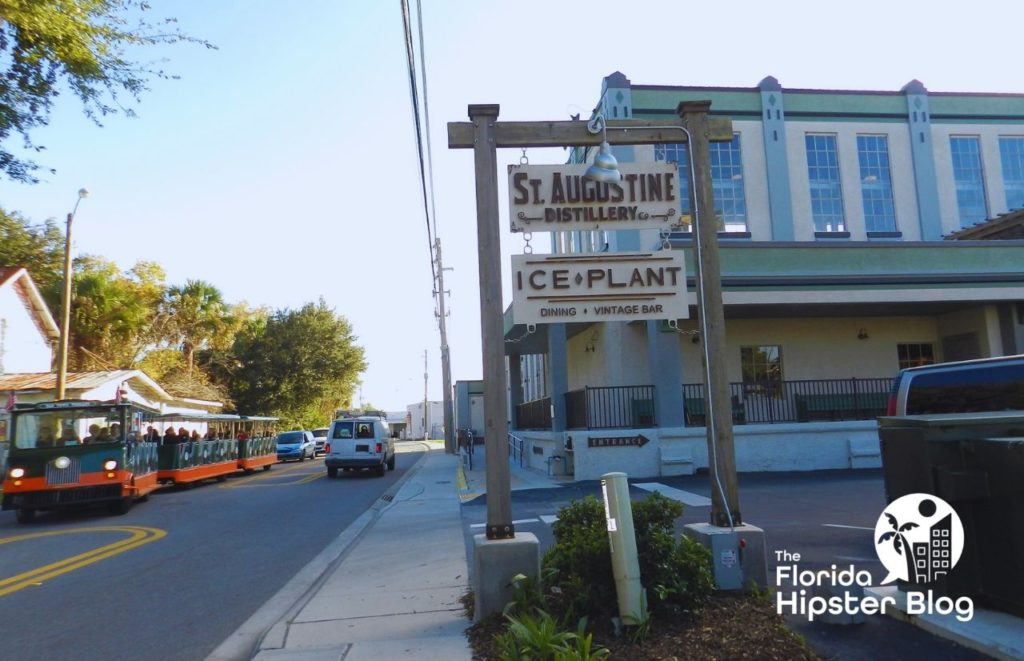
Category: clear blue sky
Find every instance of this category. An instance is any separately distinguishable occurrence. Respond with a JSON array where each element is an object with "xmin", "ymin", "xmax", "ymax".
[{"xmin": 1, "ymin": 0, "xmax": 1017, "ymax": 411}]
